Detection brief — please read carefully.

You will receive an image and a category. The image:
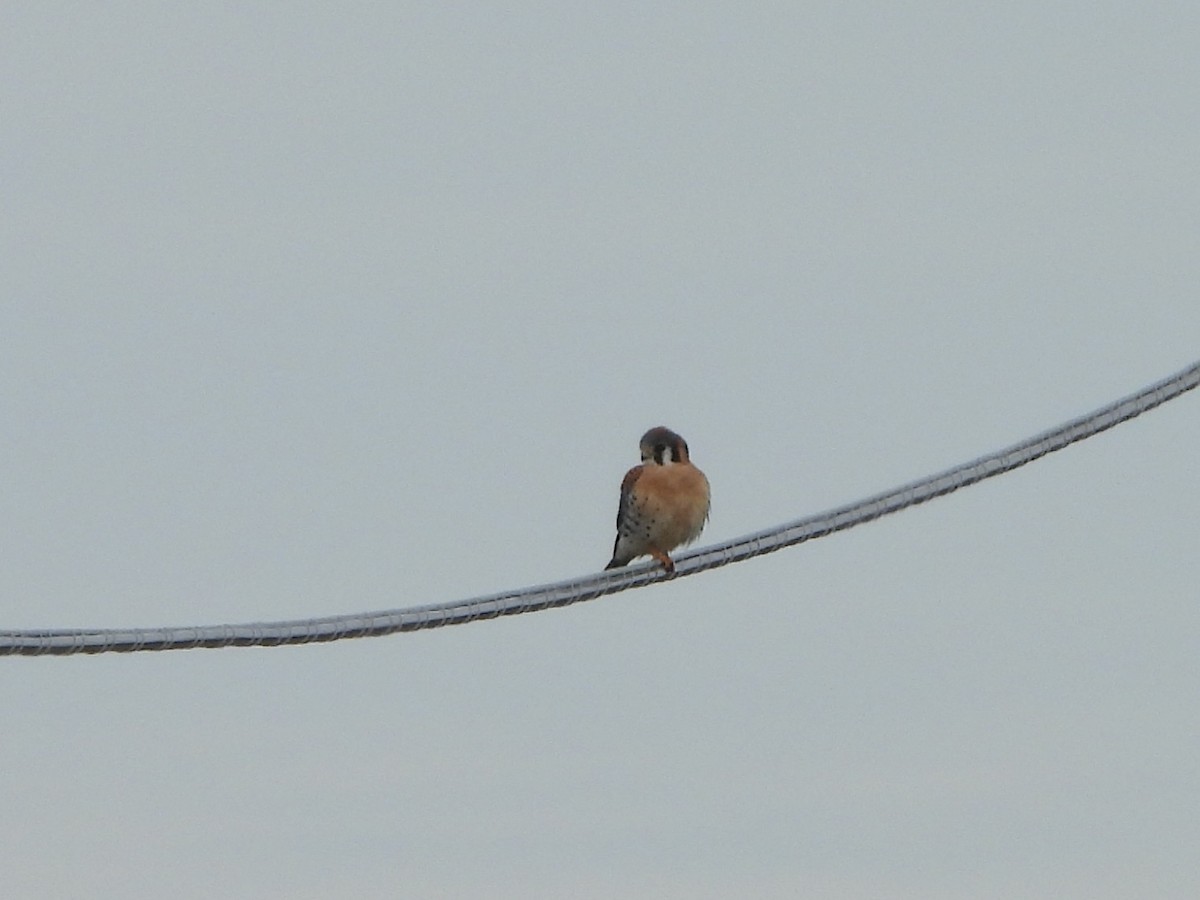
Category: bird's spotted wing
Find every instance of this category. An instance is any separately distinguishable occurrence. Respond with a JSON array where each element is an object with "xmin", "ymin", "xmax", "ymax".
[
  {"xmin": 615, "ymin": 465, "xmax": 643, "ymax": 528},
  {"xmin": 605, "ymin": 465, "xmax": 644, "ymax": 568}
]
